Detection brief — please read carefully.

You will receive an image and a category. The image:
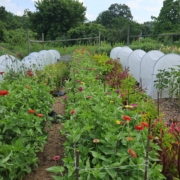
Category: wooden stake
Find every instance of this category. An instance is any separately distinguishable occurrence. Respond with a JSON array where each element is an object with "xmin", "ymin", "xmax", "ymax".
[
  {"xmin": 157, "ymin": 92, "xmax": 160, "ymax": 116},
  {"xmin": 144, "ymin": 118, "xmax": 152, "ymax": 180},
  {"xmin": 76, "ymin": 150, "xmax": 80, "ymax": 180}
]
